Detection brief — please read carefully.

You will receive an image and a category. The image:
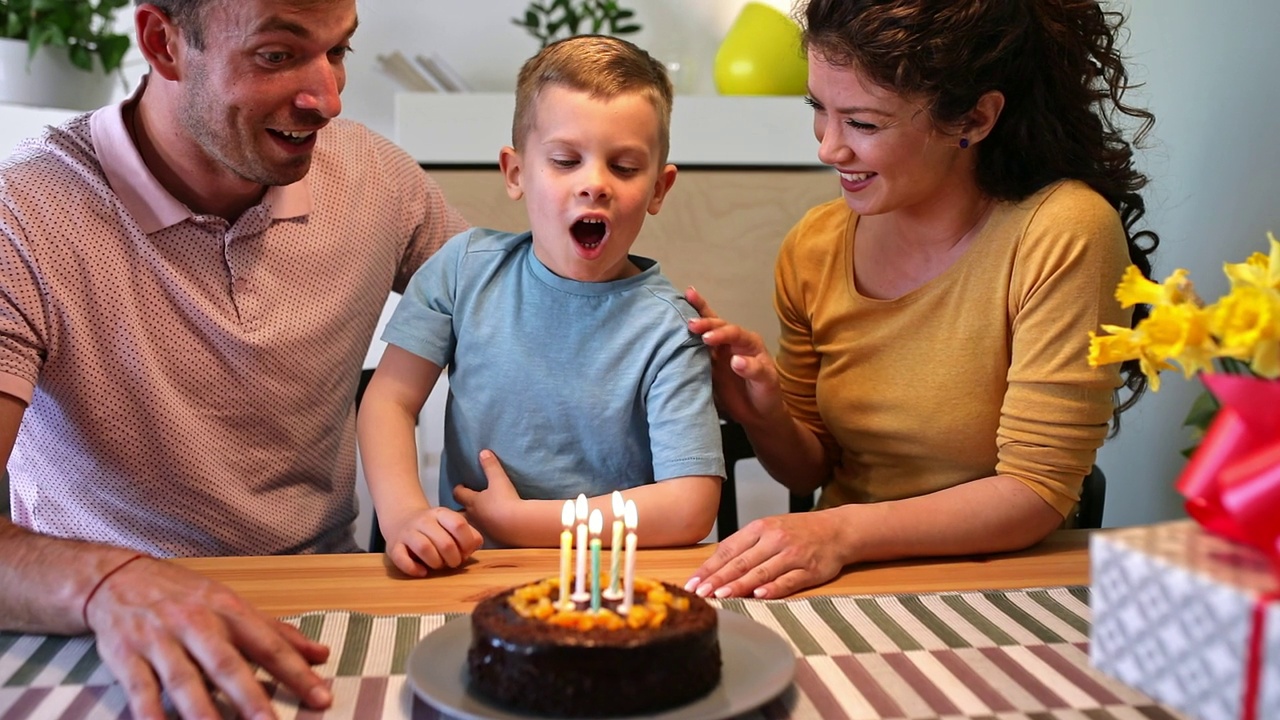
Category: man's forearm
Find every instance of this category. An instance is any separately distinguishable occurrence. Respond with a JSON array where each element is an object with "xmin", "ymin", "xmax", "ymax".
[{"xmin": 0, "ymin": 518, "xmax": 143, "ymax": 635}]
